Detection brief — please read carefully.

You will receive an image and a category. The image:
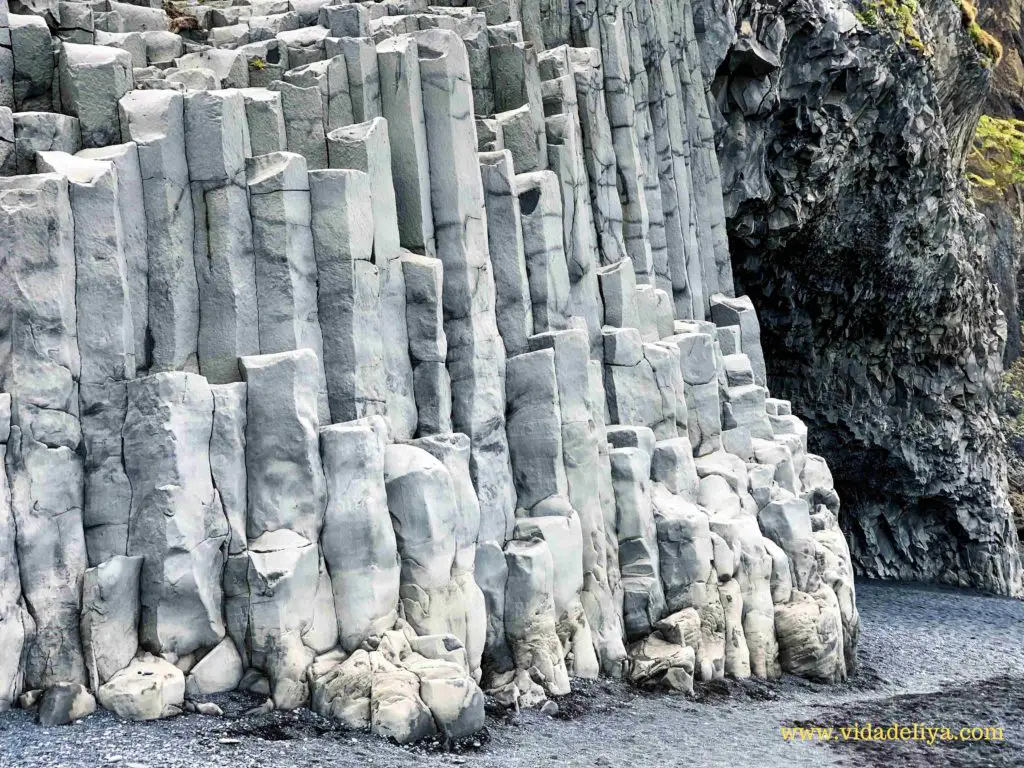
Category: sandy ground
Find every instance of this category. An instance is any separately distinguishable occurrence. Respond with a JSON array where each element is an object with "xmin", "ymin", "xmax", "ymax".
[{"xmin": 1, "ymin": 579, "xmax": 1022, "ymax": 768}]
